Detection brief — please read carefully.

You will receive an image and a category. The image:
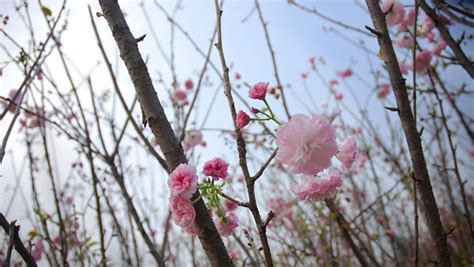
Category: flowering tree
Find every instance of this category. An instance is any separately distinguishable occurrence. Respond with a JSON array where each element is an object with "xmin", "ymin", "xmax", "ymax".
[{"xmin": 1, "ymin": 0, "xmax": 473, "ymax": 266}]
